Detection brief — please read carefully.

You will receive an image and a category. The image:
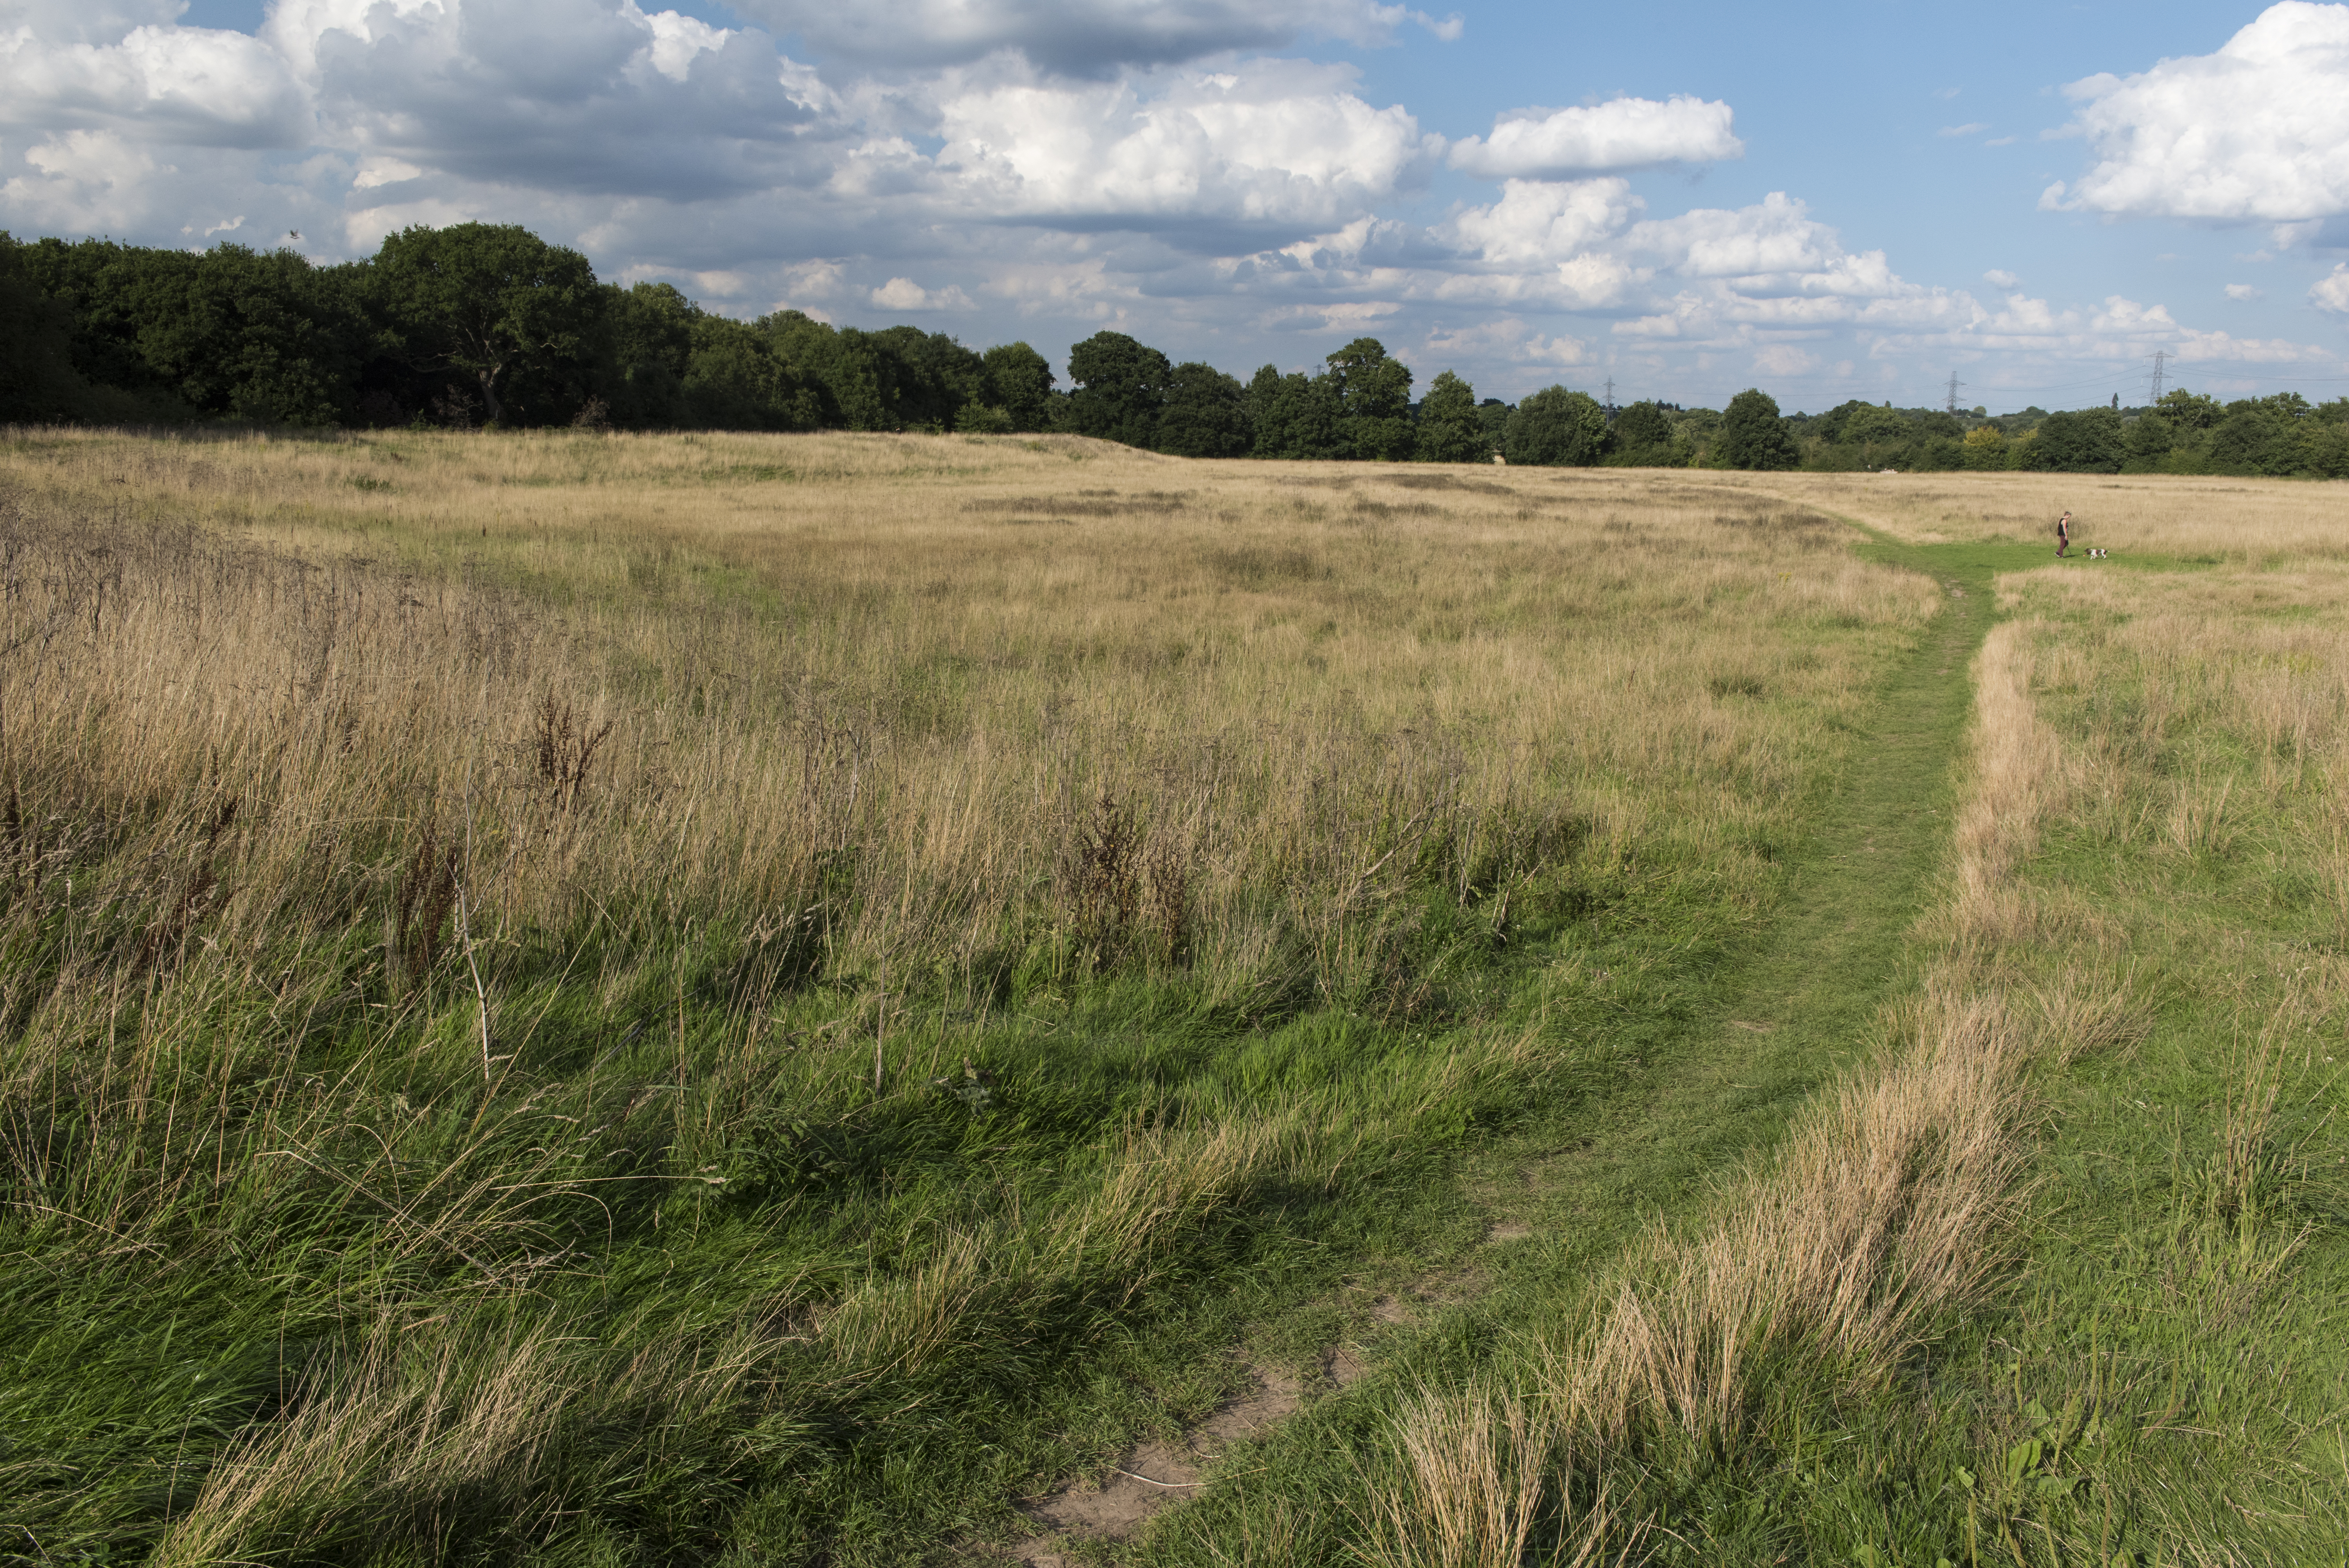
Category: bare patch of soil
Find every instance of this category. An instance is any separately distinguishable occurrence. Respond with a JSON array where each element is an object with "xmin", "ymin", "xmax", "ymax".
[{"xmin": 1008, "ymin": 1367, "xmax": 1302, "ymax": 1563}]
